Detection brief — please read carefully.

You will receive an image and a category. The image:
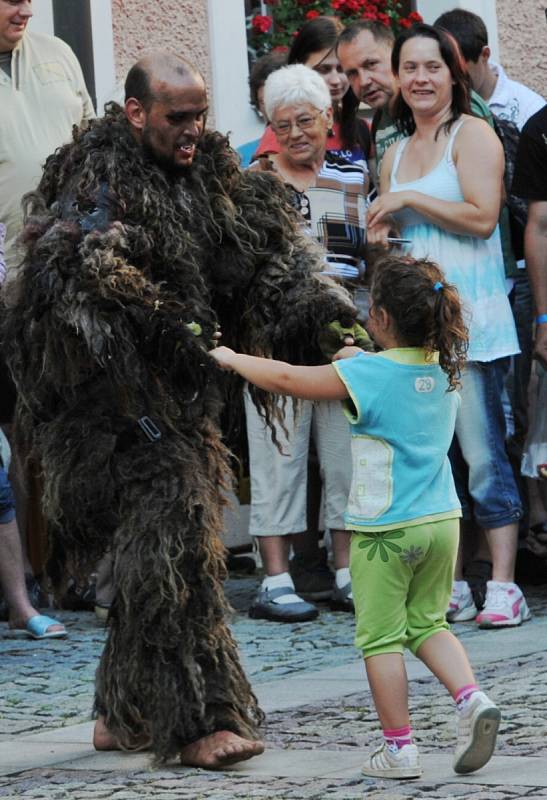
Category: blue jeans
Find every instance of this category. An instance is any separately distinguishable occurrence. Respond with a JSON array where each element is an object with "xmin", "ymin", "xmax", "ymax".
[
  {"xmin": 0, "ymin": 466, "xmax": 16, "ymax": 525},
  {"xmin": 449, "ymin": 359, "xmax": 523, "ymax": 529},
  {"xmin": 507, "ymin": 273, "xmax": 534, "ymax": 442}
]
